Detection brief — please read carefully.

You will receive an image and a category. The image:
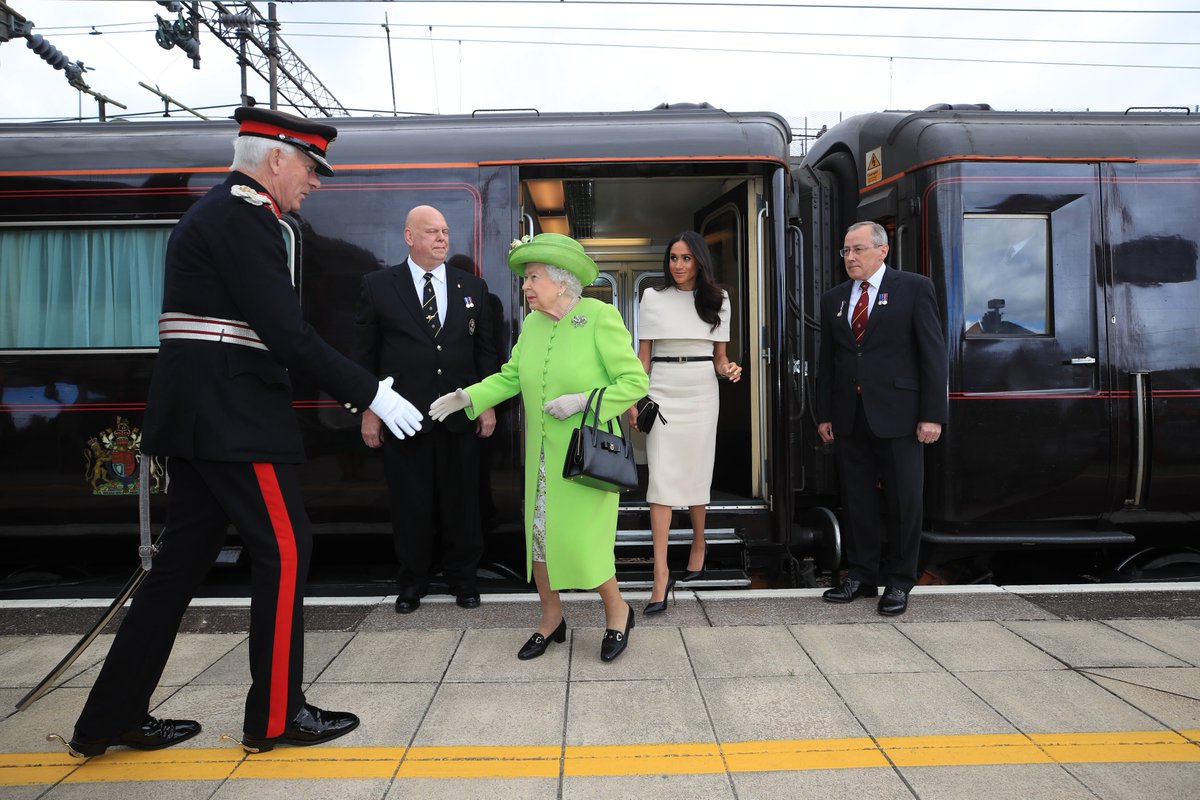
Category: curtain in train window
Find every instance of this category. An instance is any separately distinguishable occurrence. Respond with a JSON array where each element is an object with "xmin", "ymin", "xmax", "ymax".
[
  {"xmin": 0, "ymin": 226, "xmax": 169, "ymax": 349},
  {"xmin": 962, "ymin": 215, "xmax": 1050, "ymax": 337}
]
